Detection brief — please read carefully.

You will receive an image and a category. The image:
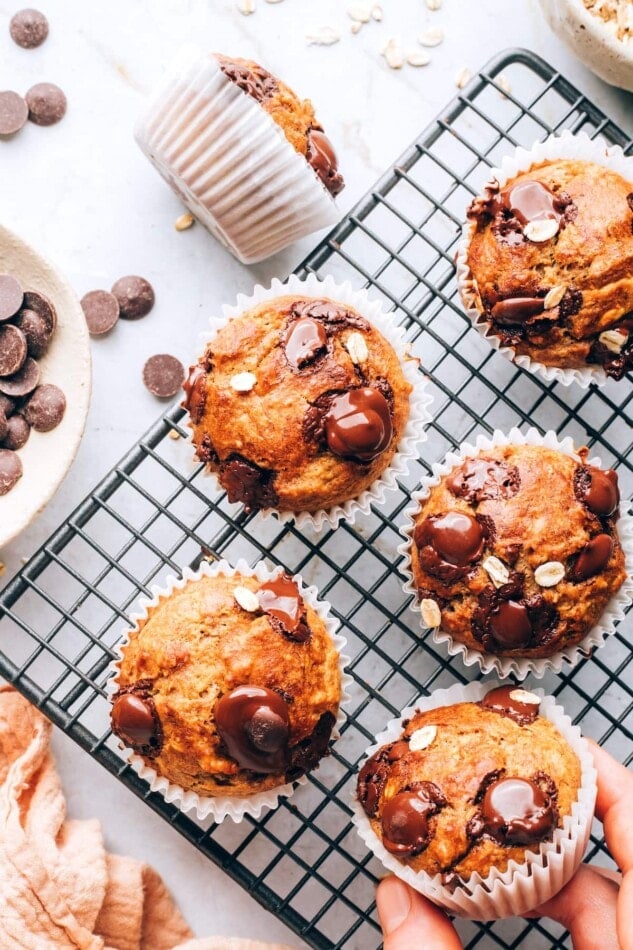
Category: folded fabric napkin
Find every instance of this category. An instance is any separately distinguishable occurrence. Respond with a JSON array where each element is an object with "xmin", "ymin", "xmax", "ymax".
[{"xmin": 0, "ymin": 685, "xmax": 295, "ymax": 950}]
